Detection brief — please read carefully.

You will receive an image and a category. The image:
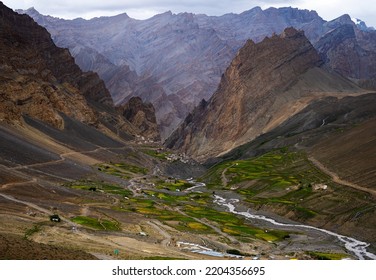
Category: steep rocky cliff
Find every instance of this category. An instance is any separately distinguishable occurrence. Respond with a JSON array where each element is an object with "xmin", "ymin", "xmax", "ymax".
[
  {"xmin": 166, "ymin": 28, "xmax": 363, "ymax": 160},
  {"xmin": 0, "ymin": 3, "xmax": 95, "ymax": 127},
  {"xmin": 0, "ymin": 2, "xmax": 159, "ymax": 140}
]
